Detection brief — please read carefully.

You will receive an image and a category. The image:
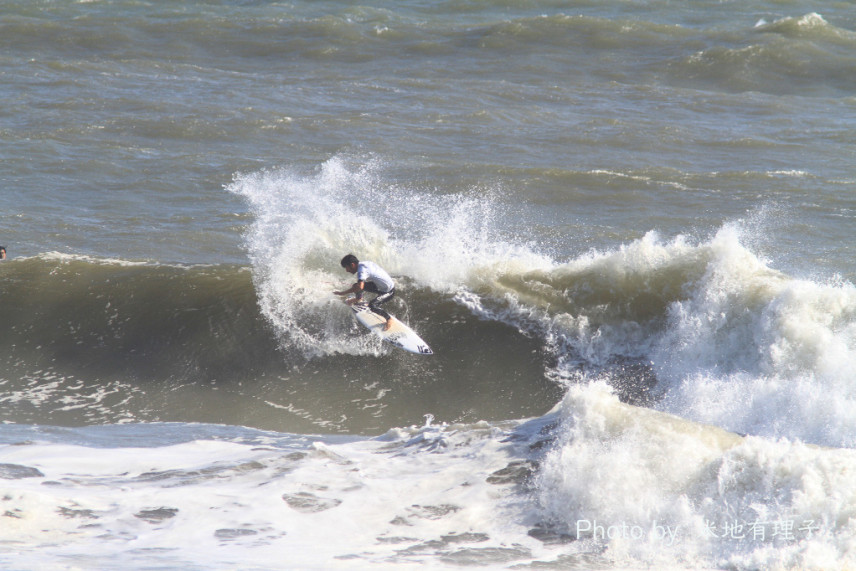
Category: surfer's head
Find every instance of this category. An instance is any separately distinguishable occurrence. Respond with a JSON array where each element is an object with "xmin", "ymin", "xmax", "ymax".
[{"xmin": 340, "ymin": 254, "xmax": 359, "ymax": 273}]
